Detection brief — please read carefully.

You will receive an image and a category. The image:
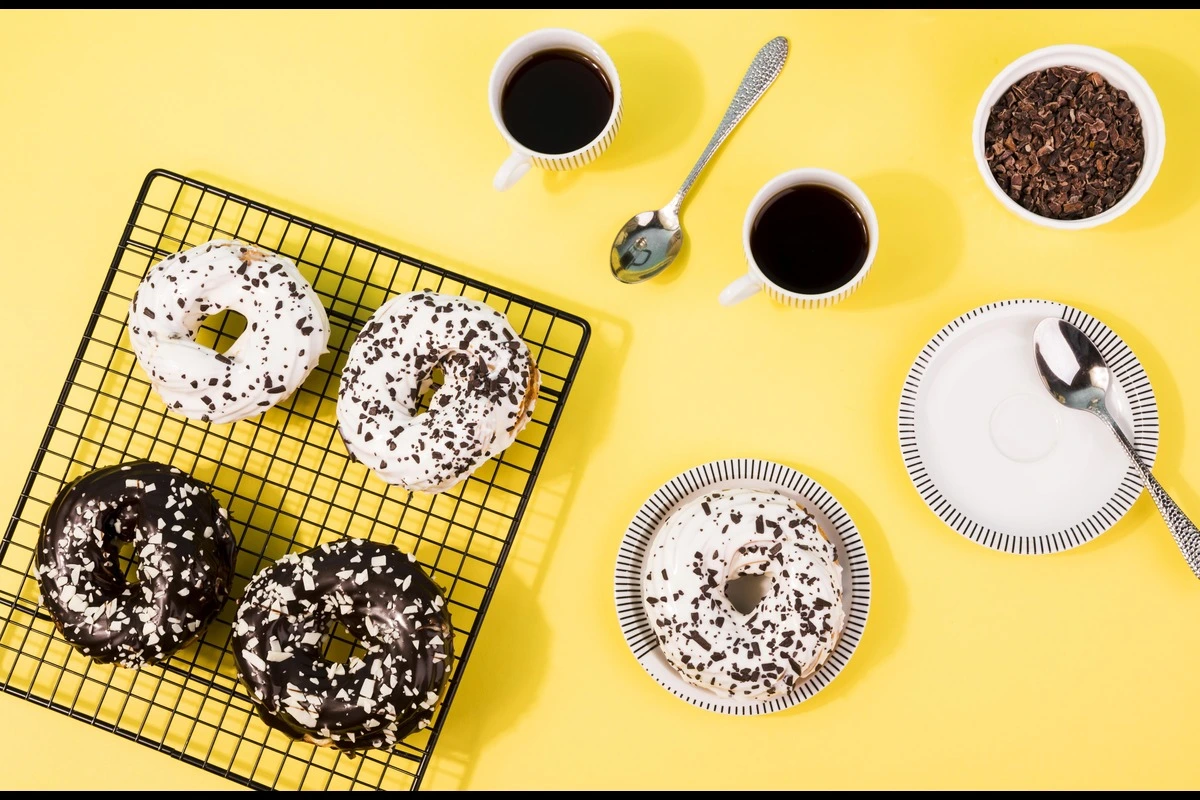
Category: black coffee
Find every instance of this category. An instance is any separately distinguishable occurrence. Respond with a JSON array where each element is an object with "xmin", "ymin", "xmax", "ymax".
[
  {"xmin": 500, "ymin": 49, "xmax": 613, "ymax": 155},
  {"xmin": 749, "ymin": 185, "xmax": 869, "ymax": 295}
]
